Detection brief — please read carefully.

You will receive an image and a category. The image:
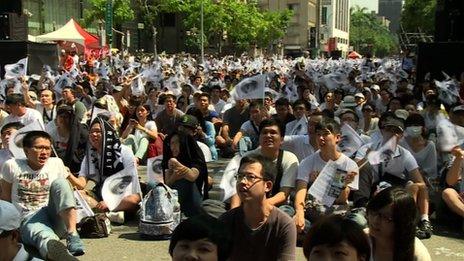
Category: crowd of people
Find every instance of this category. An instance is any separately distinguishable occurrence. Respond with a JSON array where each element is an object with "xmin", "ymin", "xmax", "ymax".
[{"xmin": 0, "ymin": 48, "xmax": 463, "ymax": 261}]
